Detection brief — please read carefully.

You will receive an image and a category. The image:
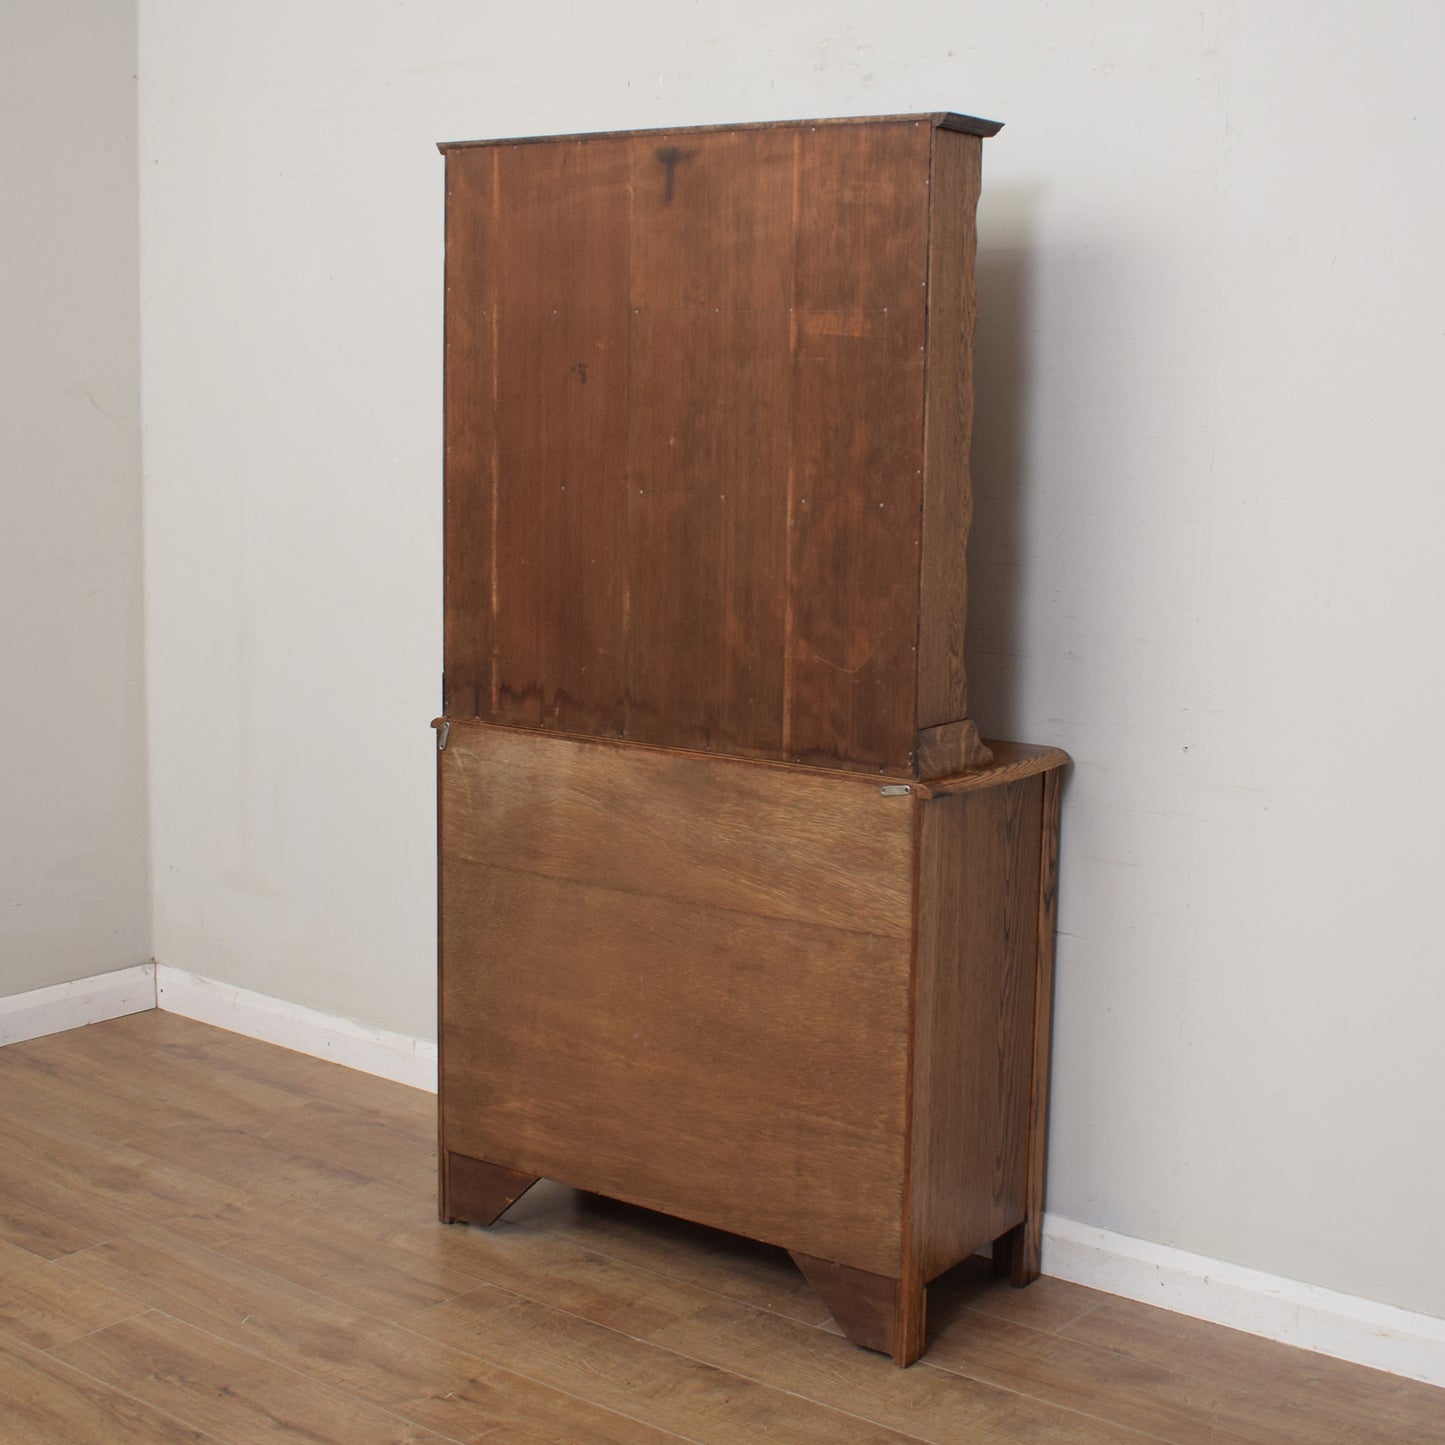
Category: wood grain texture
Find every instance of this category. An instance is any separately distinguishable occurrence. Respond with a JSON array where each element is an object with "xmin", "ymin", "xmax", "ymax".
[
  {"xmin": 435, "ymin": 724, "xmax": 1070, "ymax": 1360},
  {"xmin": 0, "ymin": 1007, "xmax": 323, "ymax": 1133},
  {"xmin": 491, "ymin": 136, "xmax": 633, "ymax": 733},
  {"xmin": 890, "ymin": 1273, "xmax": 929, "ymax": 1368},
  {"xmin": 622, "ymin": 126, "xmax": 794, "ymax": 757},
  {"xmin": 914, "ymin": 718, "xmax": 992, "ymax": 778},
  {"xmin": 0, "ymin": 1239, "xmax": 144, "ymax": 1351},
  {"xmin": 0, "ymin": 1114, "xmax": 242, "ymax": 1261},
  {"xmin": 439, "ymin": 722, "xmax": 916, "ymax": 1275},
  {"xmin": 503, "ymin": 1181, "xmax": 835, "ymax": 1327},
  {"xmin": 642, "ymin": 1290, "xmax": 1160, "ymax": 1445},
  {"xmin": 789, "ymin": 1252, "xmax": 908, "ymax": 1357},
  {"xmin": 162, "ymin": 1198, "xmax": 489, "ymax": 1325},
  {"xmin": 785, "ymin": 120, "xmax": 930, "ymax": 774},
  {"xmin": 58, "ymin": 1225, "xmax": 684, "ymax": 1445},
  {"xmin": 441, "ymin": 147, "xmax": 496, "ymax": 720},
  {"xmin": 440, "ymin": 721, "xmax": 915, "ymax": 935},
  {"xmin": 917, "ymin": 128, "xmax": 984, "ymax": 729},
  {"xmin": 442, "ymin": 116, "xmax": 993, "ymax": 777},
  {"xmin": 920, "ymin": 1306, "xmax": 1399, "ymax": 1445},
  {"xmin": 0, "ymin": 1334, "xmax": 207, "ymax": 1445},
  {"xmin": 52, "ymin": 1311, "xmax": 451, "ymax": 1444},
  {"xmin": 411, "ymin": 1286, "xmax": 928, "ymax": 1445},
  {"xmin": 908, "ymin": 777, "xmax": 1044, "ymax": 1286},
  {"xmin": 1059, "ymin": 1295, "xmax": 1445, "ymax": 1444},
  {"xmin": 442, "ymin": 1152, "xmax": 539, "ymax": 1227},
  {"xmin": 918, "ymin": 740, "xmax": 1070, "ymax": 796},
  {"xmin": 1014, "ymin": 764, "xmax": 1064, "ymax": 1285}
]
